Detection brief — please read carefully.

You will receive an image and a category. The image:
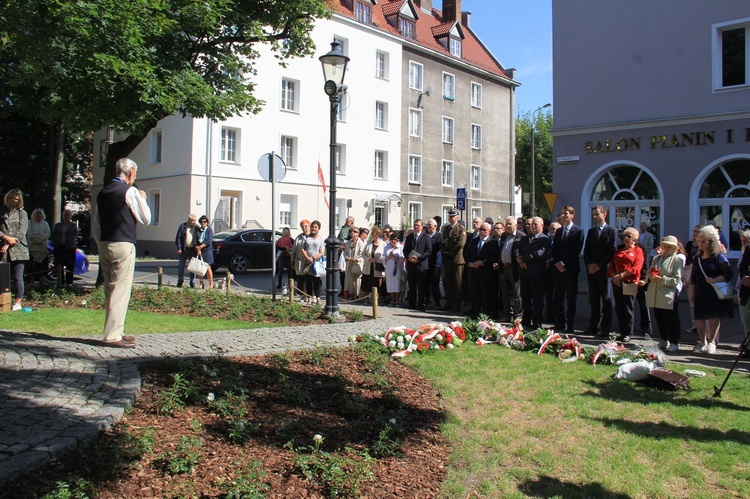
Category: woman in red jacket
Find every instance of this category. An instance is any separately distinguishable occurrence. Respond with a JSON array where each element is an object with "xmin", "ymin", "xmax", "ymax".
[{"xmin": 608, "ymin": 226, "xmax": 645, "ymax": 342}]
